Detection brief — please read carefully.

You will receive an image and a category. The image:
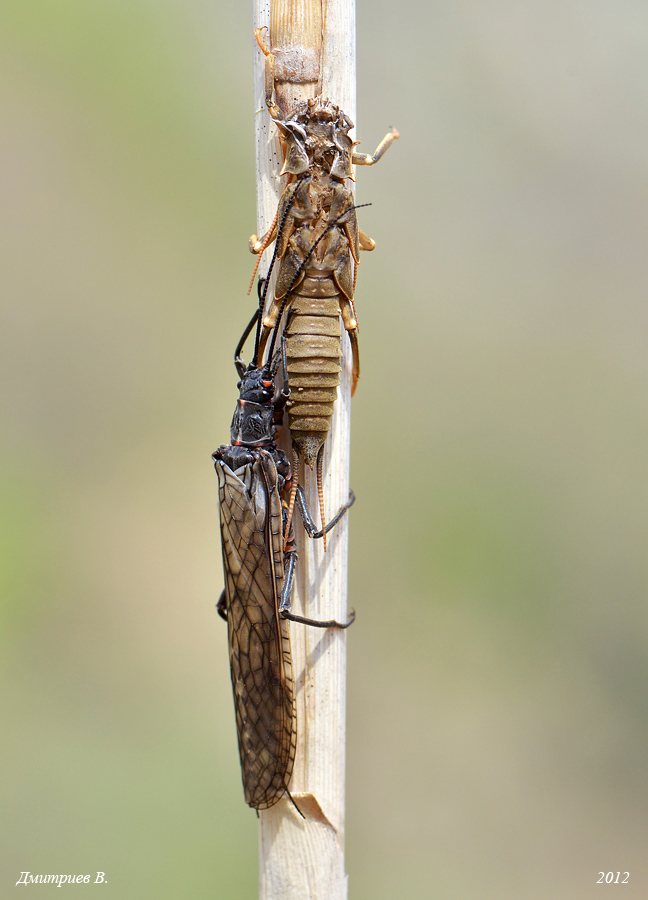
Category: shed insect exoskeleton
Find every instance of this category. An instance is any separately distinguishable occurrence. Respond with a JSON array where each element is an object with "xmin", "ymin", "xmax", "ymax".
[{"xmin": 251, "ymin": 29, "xmax": 398, "ymax": 546}]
